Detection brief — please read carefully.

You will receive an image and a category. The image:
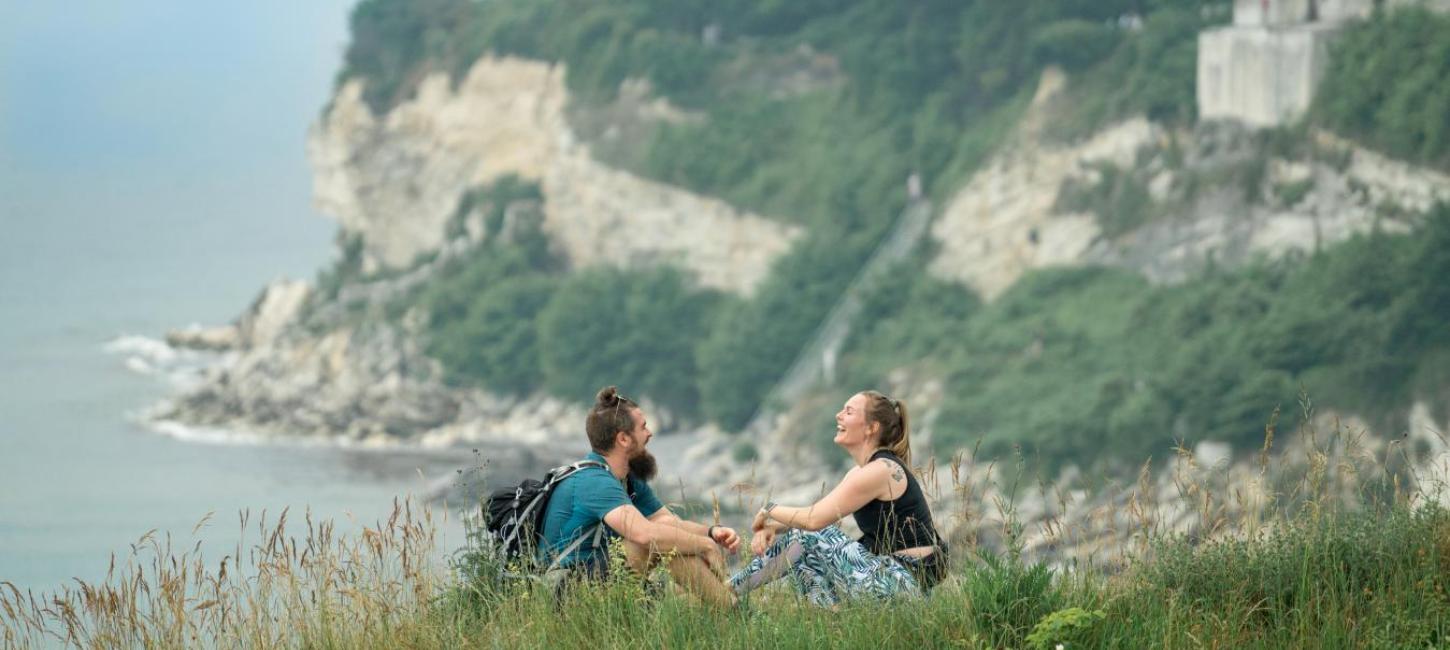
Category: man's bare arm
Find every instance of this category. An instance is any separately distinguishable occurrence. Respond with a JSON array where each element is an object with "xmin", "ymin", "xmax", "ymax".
[
  {"xmin": 652, "ymin": 507, "xmax": 741, "ymax": 553},
  {"xmin": 604, "ymin": 505, "xmax": 715, "ymax": 555},
  {"xmin": 649, "ymin": 507, "xmax": 709, "ymax": 535}
]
